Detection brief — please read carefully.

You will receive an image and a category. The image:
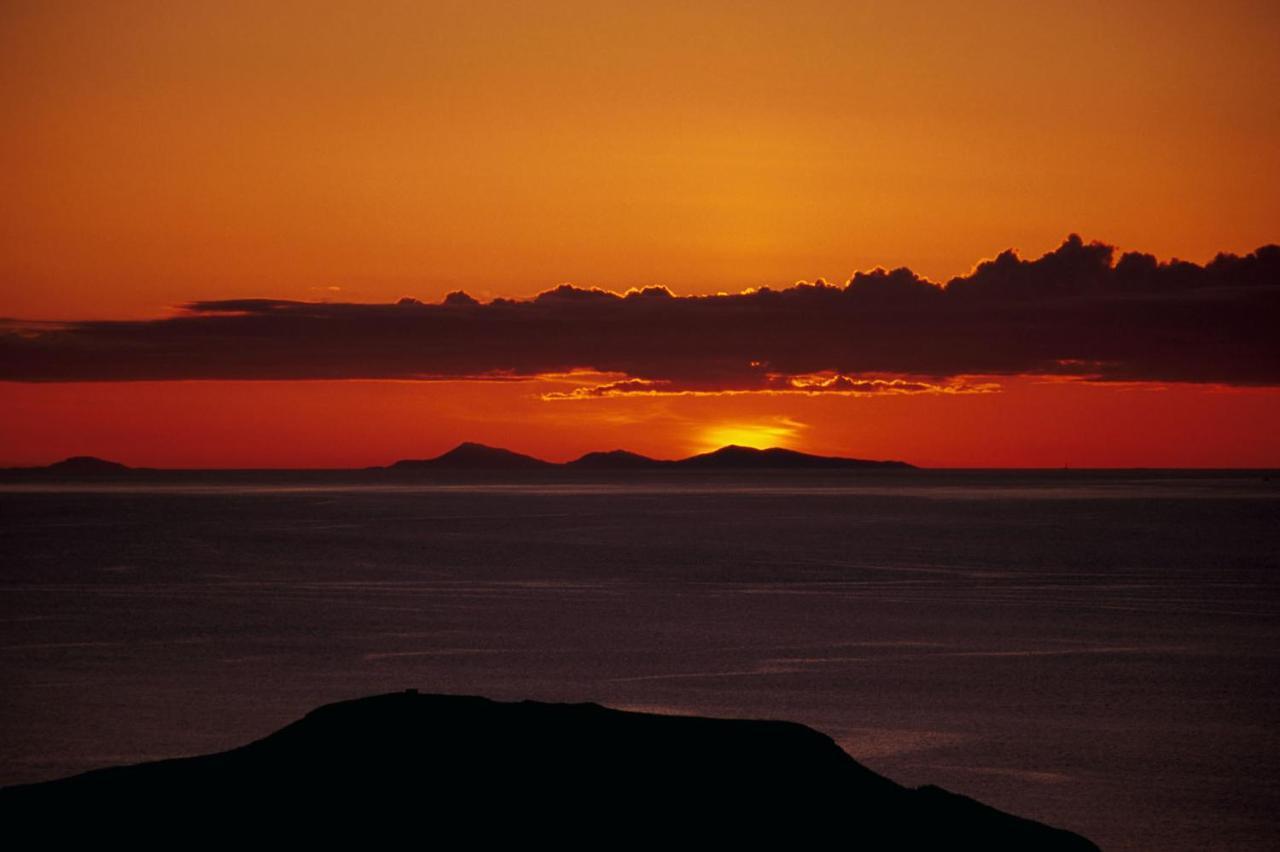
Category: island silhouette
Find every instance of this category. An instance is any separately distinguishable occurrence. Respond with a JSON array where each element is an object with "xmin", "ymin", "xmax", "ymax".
[
  {"xmin": 0, "ymin": 691, "xmax": 1096, "ymax": 846},
  {"xmin": 18, "ymin": 455, "xmax": 134, "ymax": 475},
  {"xmin": 389, "ymin": 442, "xmax": 913, "ymax": 470},
  {"xmin": 3, "ymin": 443, "xmax": 913, "ymax": 475}
]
